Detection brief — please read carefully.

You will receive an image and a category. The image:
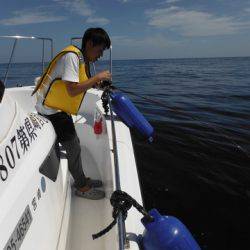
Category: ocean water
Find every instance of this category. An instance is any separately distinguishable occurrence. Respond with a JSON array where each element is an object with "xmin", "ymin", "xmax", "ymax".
[{"xmin": 1, "ymin": 57, "xmax": 250, "ymax": 249}]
